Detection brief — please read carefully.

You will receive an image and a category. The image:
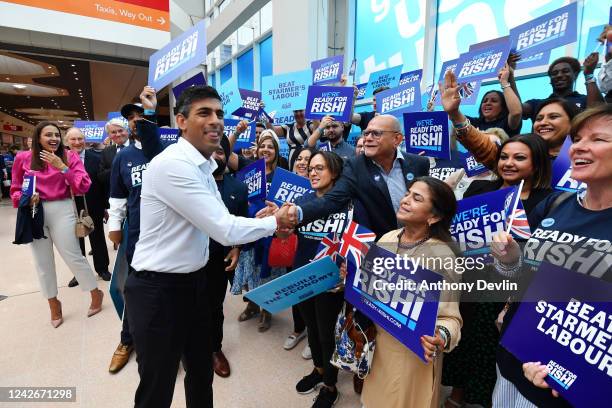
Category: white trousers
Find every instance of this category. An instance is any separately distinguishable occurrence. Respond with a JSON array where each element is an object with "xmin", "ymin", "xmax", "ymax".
[{"xmin": 31, "ymin": 199, "xmax": 98, "ymax": 298}]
